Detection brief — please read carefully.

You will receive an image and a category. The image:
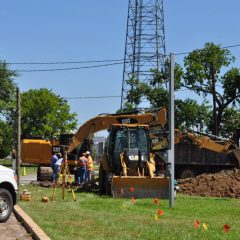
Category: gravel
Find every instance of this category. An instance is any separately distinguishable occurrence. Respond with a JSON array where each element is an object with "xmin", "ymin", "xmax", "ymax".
[{"xmin": 0, "ymin": 213, "xmax": 33, "ymax": 240}]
